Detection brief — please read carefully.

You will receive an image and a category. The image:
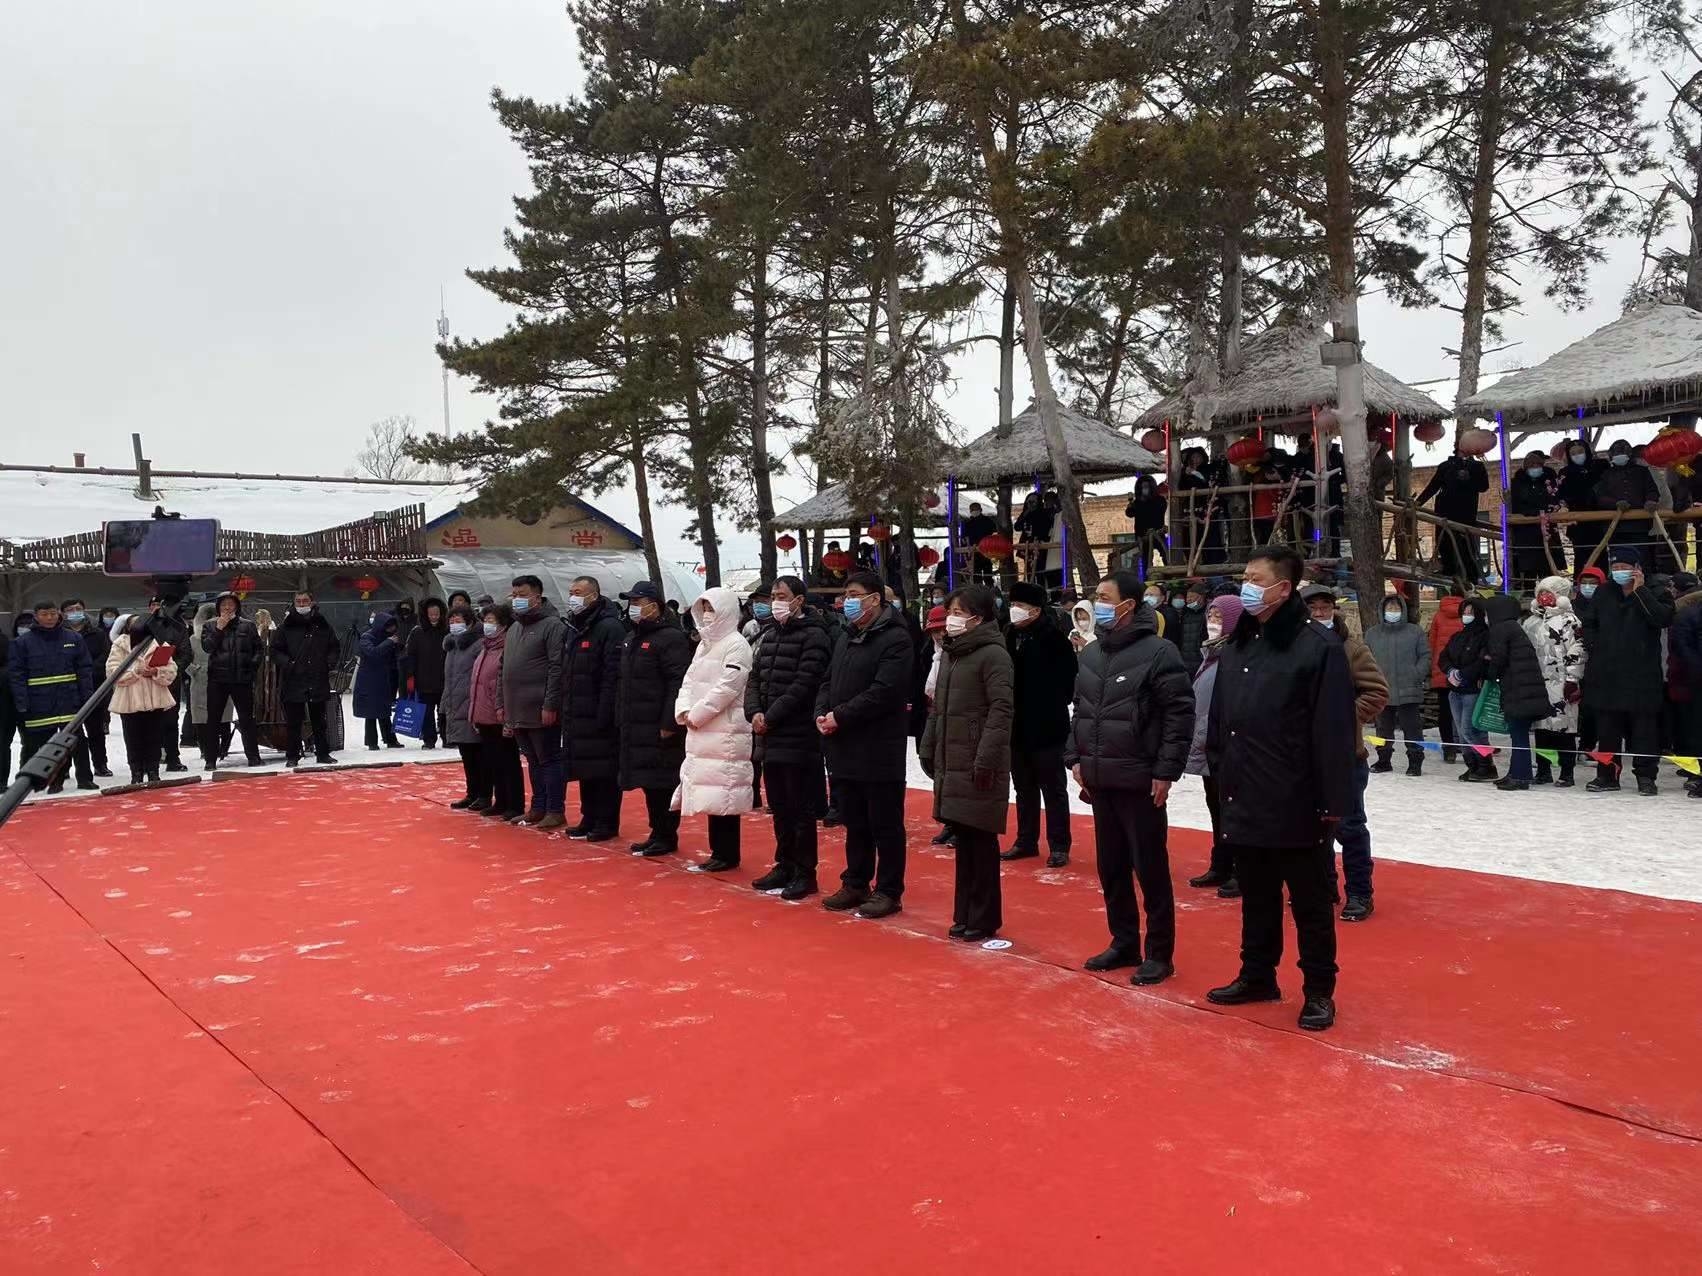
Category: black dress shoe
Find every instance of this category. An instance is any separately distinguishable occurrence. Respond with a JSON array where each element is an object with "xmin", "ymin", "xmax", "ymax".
[
  {"xmin": 1637, "ymin": 779, "xmax": 1659, "ymax": 797},
  {"xmin": 1369, "ymin": 759, "xmax": 1394, "ymax": 774},
  {"xmin": 450, "ymin": 795, "xmax": 477, "ymax": 810},
  {"xmin": 1493, "ymin": 777, "xmax": 1529, "ymax": 791},
  {"xmin": 315, "ymin": 755, "xmax": 337, "ymax": 766},
  {"xmin": 76, "ymin": 781, "xmax": 100, "ymax": 792},
  {"xmin": 752, "ymin": 865, "xmax": 792, "ymax": 891},
  {"xmin": 466, "ymin": 799, "xmax": 492, "ymax": 813},
  {"xmin": 1554, "ymin": 775, "xmax": 1574, "ymax": 787},
  {"xmin": 564, "ymin": 823, "xmax": 594, "ymax": 839},
  {"xmin": 1083, "ymin": 947, "xmax": 1139, "ymax": 972},
  {"xmin": 1045, "ymin": 850, "xmax": 1070, "ymax": 868},
  {"xmin": 999, "ymin": 845, "xmax": 1039, "ymax": 862},
  {"xmin": 1216, "ymin": 878, "xmax": 1241, "ymax": 899},
  {"xmin": 1132, "ymin": 959, "xmax": 1174, "ymax": 986},
  {"xmin": 1404, "ymin": 761, "xmax": 1423, "ymax": 777},
  {"xmin": 1298, "ymin": 996, "xmax": 1336, "ymax": 1031},
  {"xmin": 164, "ymin": 762, "xmax": 189, "ymax": 773},
  {"xmin": 1206, "ymin": 978, "xmax": 1282, "ymax": 1005},
  {"xmin": 959, "ymin": 929, "xmax": 994, "ymax": 943},
  {"xmin": 929, "ymin": 826, "xmax": 954, "ymax": 845},
  {"xmin": 639, "ymin": 841, "xmax": 677, "ymax": 857},
  {"xmin": 779, "ymin": 875, "xmax": 817, "ymax": 901},
  {"xmin": 629, "ymin": 837, "xmax": 657, "ymax": 854},
  {"xmin": 1340, "ymin": 895, "xmax": 1374, "ymax": 922},
  {"xmin": 1585, "ymin": 778, "xmax": 1620, "ymax": 793},
  {"xmin": 93, "ymin": 767, "xmax": 114, "ymax": 778},
  {"xmin": 948, "ymin": 923, "xmax": 969, "ymax": 939},
  {"xmin": 698, "ymin": 857, "xmax": 737, "ymax": 873},
  {"xmin": 584, "ymin": 828, "xmax": 619, "ymax": 843},
  {"xmin": 821, "ymin": 809, "xmax": 842, "ymax": 828},
  {"xmin": 480, "ymin": 806, "xmax": 514, "ymax": 820},
  {"xmin": 1188, "ymin": 869, "xmax": 1231, "ymax": 889}
]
